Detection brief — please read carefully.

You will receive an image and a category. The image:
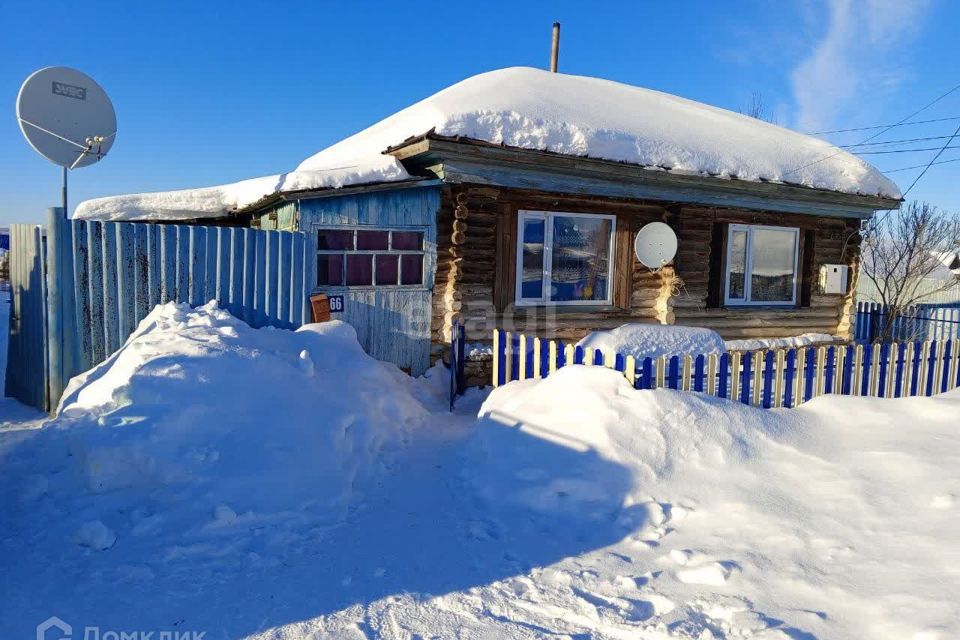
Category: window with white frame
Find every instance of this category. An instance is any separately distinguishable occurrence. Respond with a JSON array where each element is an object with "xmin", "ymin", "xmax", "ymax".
[
  {"xmin": 316, "ymin": 228, "xmax": 425, "ymax": 287},
  {"xmin": 724, "ymin": 224, "xmax": 799, "ymax": 306},
  {"xmin": 516, "ymin": 210, "xmax": 615, "ymax": 305}
]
